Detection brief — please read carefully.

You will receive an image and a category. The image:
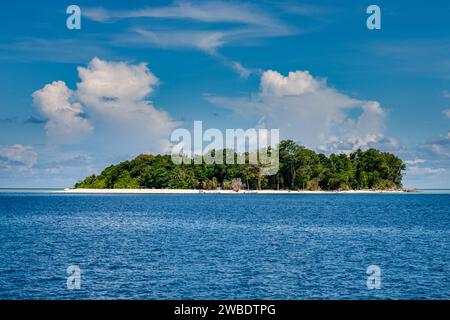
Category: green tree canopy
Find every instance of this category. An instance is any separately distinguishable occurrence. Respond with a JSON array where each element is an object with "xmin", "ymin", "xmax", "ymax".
[{"xmin": 75, "ymin": 140, "xmax": 405, "ymax": 191}]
